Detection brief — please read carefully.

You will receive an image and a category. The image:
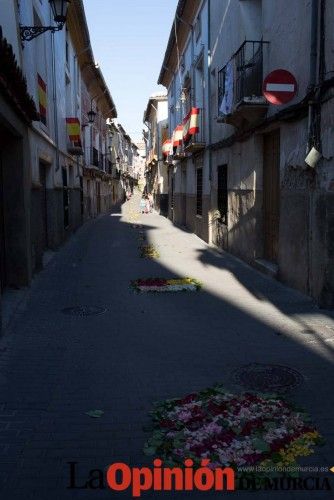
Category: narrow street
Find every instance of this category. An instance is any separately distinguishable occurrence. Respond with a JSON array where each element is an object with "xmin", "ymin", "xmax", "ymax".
[{"xmin": 0, "ymin": 191, "xmax": 333, "ymax": 499}]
